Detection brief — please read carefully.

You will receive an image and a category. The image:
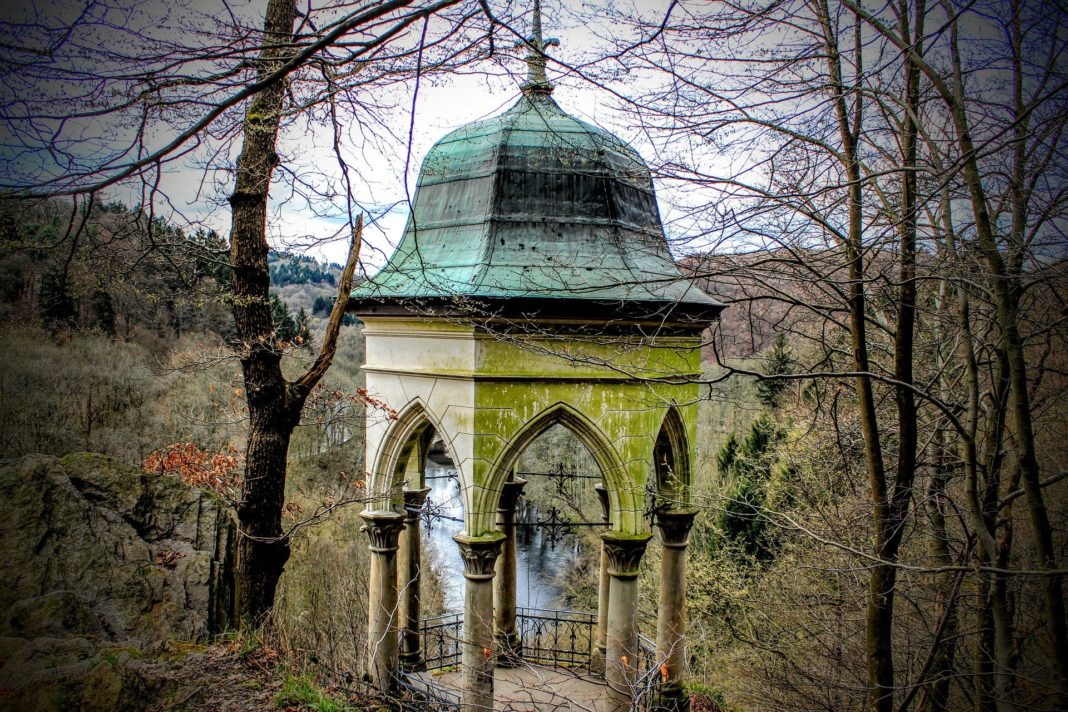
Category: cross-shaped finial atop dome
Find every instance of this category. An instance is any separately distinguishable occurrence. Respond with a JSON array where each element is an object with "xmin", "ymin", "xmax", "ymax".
[{"xmin": 520, "ymin": 0, "xmax": 559, "ymax": 94}]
